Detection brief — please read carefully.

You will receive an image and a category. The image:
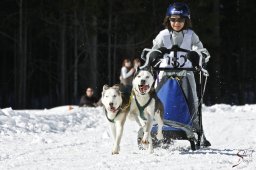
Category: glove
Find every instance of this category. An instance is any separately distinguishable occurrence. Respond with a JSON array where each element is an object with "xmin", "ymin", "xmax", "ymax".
[
  {"xmin": 148, "ymin": 50, "xmax": 163, "ymax": 66},
  {"xmin": 140, "ymin": 47, "xmax": 169, "ymax": 69},
  {"xmin": 187, "ymin": 48, "xmax": 211, "ymax": 68},
  {"xmin": 201, "ymin": 49, "xmax": 210, "ymax": 63},
  {"xmin": 186, "ymin": 51, "xmax": 200, "ymax": 67},
  {"xmin": 158, "ymin": 47, "xmax": 169, "ymax": 54}
]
